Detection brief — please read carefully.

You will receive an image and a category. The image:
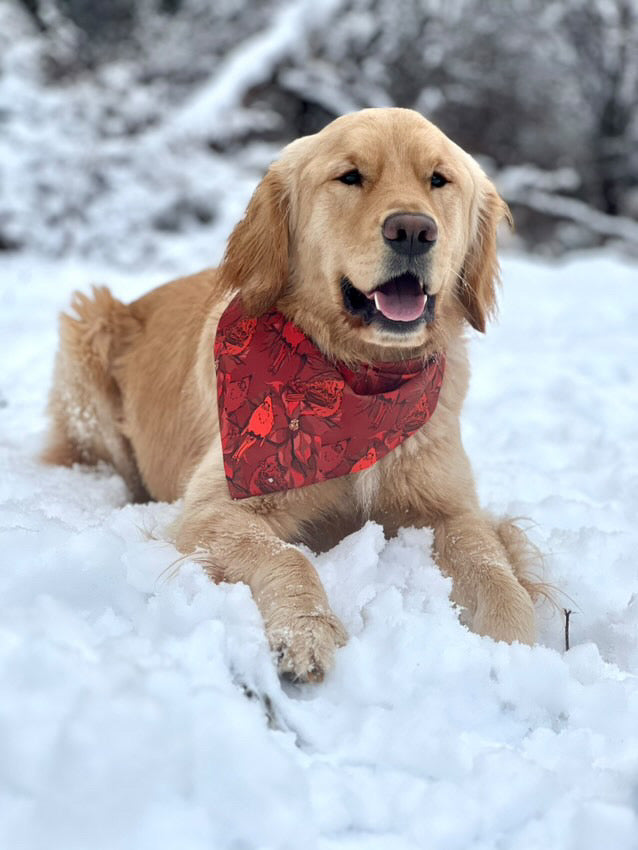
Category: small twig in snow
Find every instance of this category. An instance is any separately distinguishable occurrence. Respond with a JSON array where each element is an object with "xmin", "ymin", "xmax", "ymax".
[{"xmin": 564, "ymin": 609, "xmax": 572, "ymax": 652}]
